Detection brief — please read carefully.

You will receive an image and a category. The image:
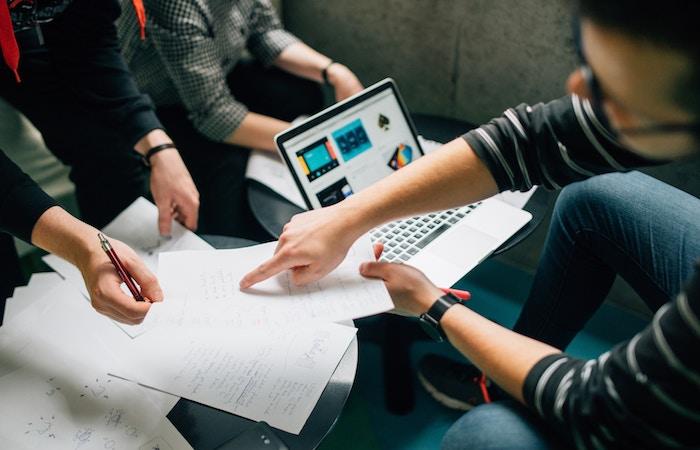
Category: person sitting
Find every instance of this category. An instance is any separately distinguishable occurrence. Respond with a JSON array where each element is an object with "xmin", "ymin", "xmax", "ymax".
[
  {"xmin": 117, "ymin": 0, "xmax": 364, "ymax": 240},
  {"xmin": 240, "ymin": 0, "xmax": 700, "ymax": 447}
]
